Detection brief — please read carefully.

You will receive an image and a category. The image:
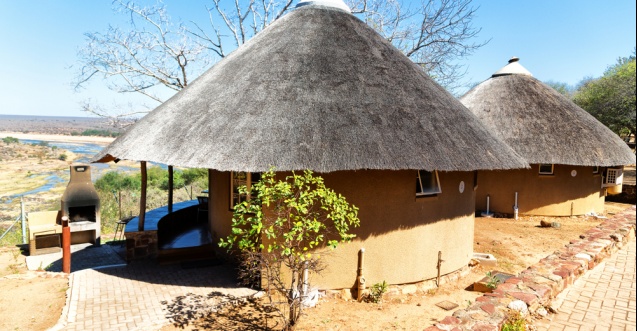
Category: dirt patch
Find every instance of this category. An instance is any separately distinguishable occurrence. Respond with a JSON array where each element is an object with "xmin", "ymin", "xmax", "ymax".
[{"xmin": 0, "ymin": 249, "xmax": 68, "ymax": 331}]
